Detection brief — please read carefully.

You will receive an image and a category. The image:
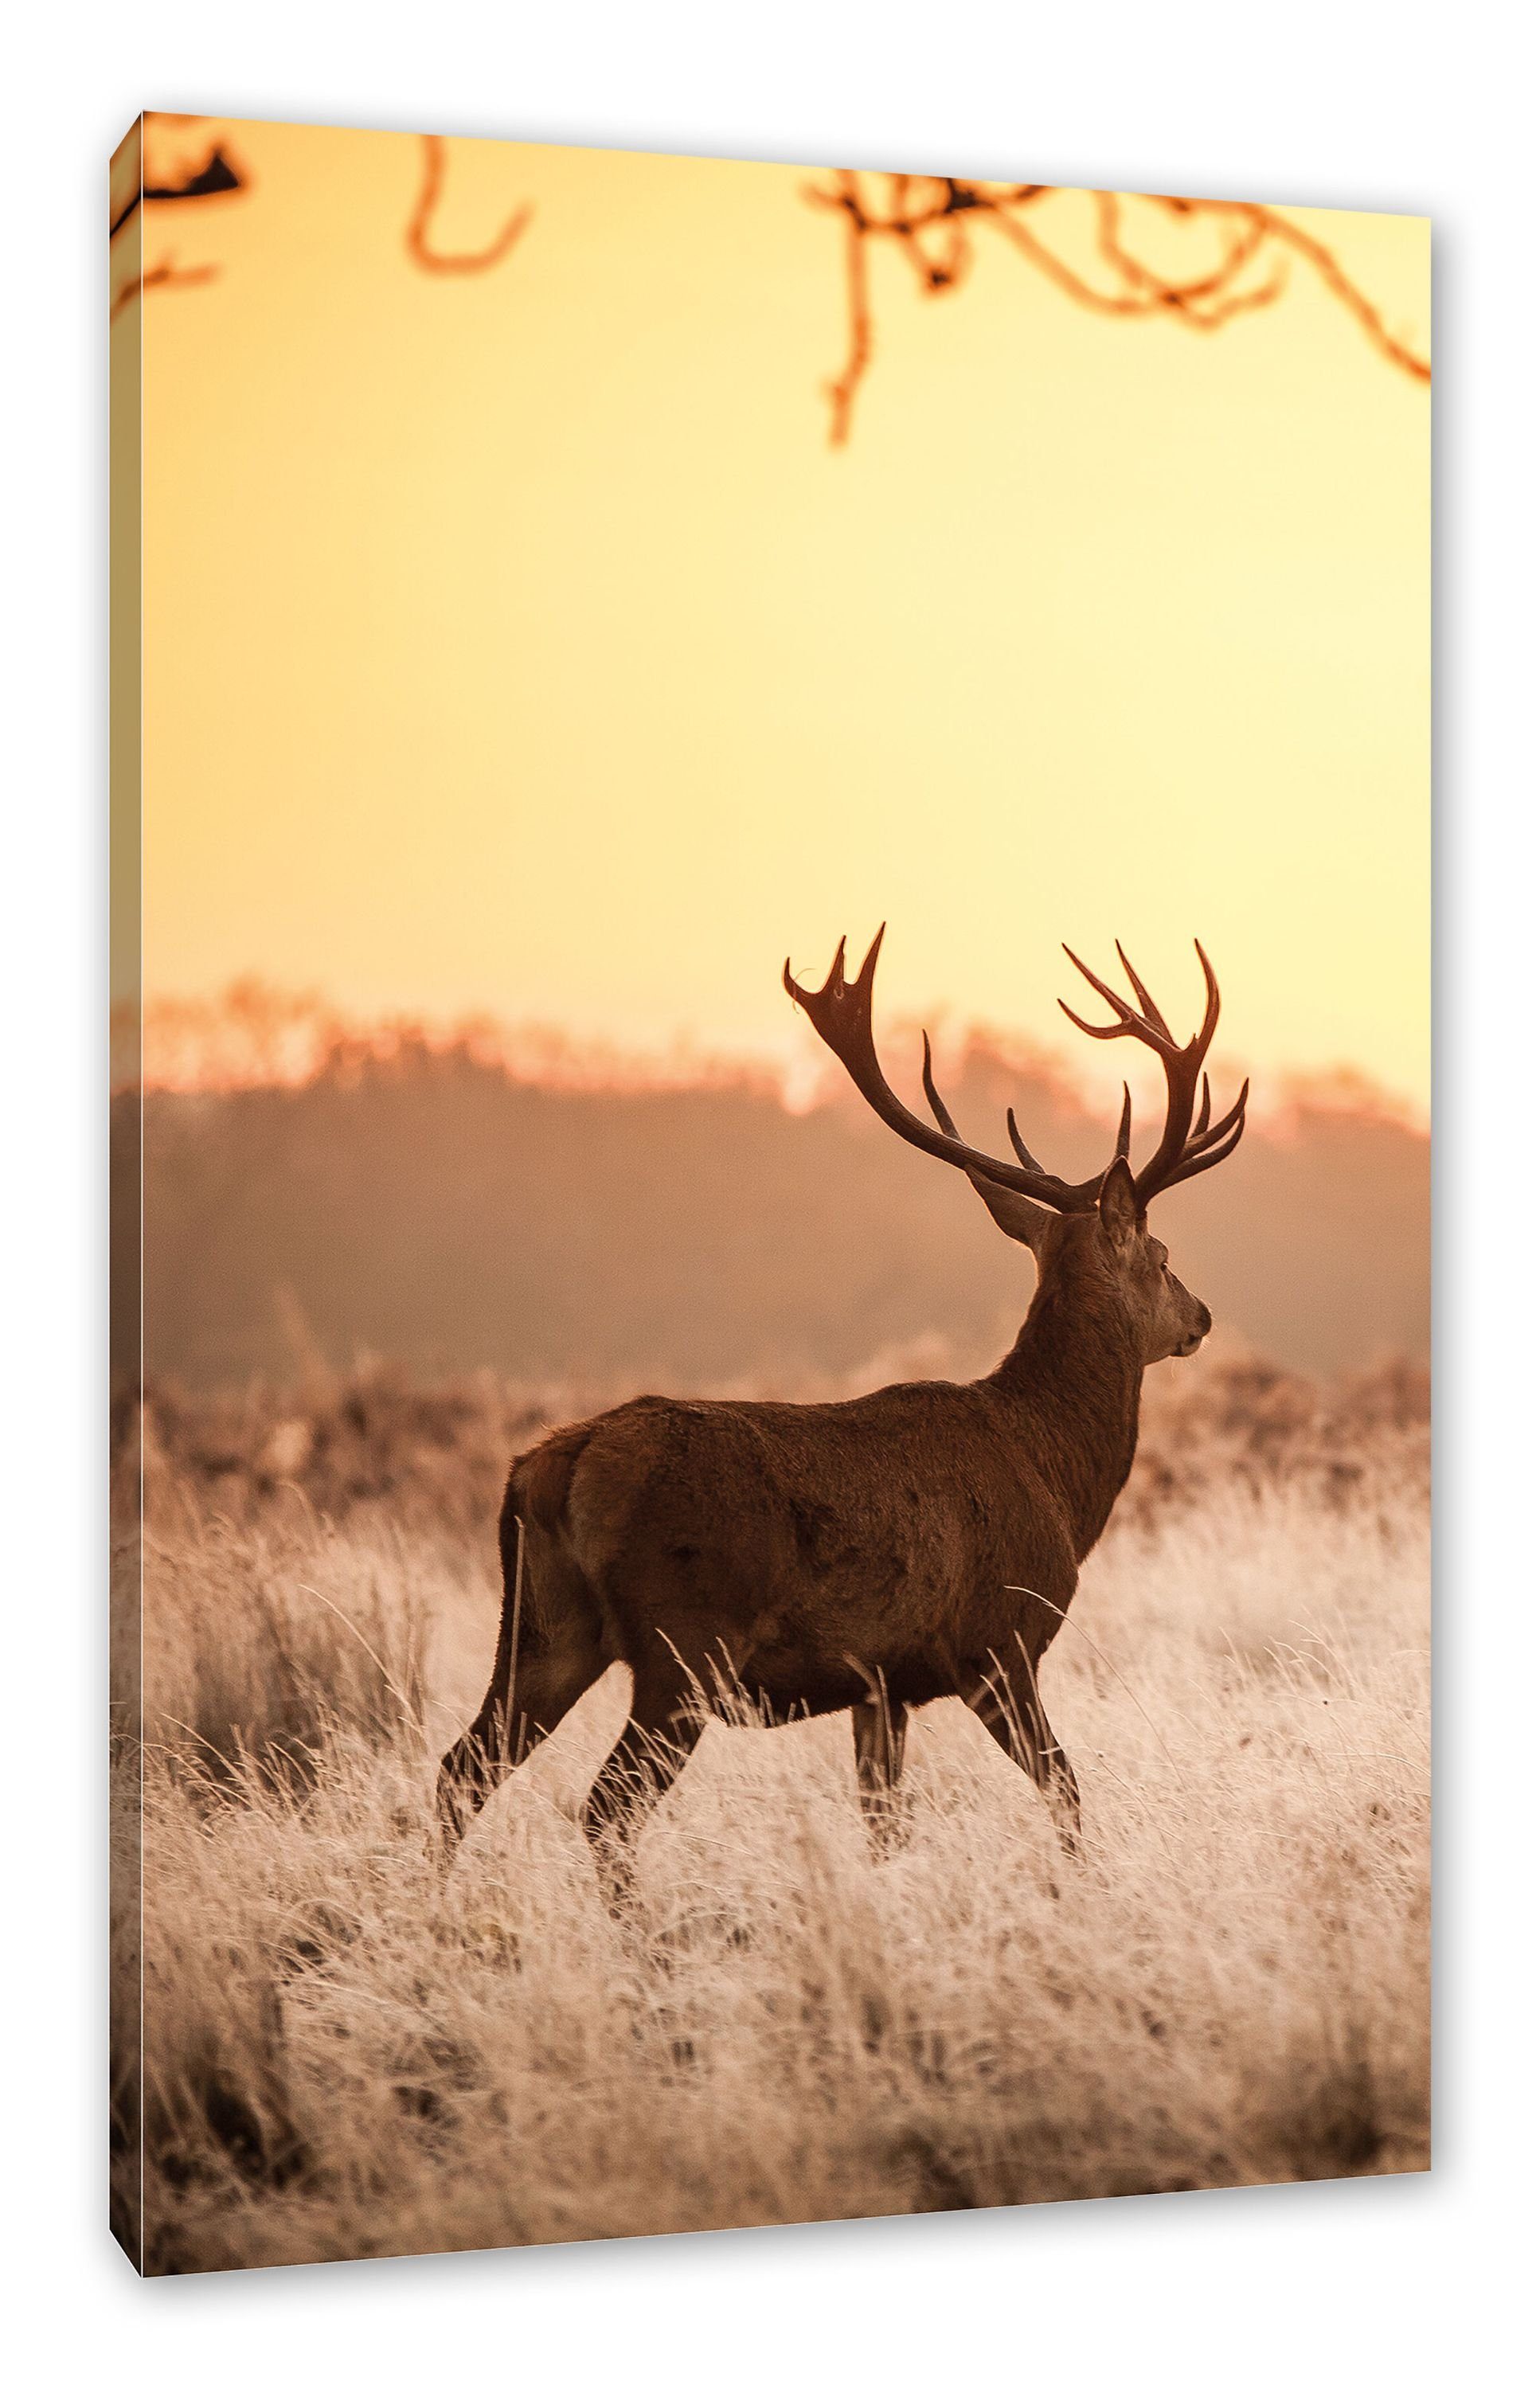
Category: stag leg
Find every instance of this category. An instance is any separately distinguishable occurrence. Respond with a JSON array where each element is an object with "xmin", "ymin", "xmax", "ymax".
[
  {"xmin": 436, "ymin": 1629, "xmax": 607, "ymax": 1855},
  {"xmin": 852, "ymin": 1687, "xmax": 909, "ymax": 1851},
  {"xmin": 436, "ymin": 1529, "xmax": 608, "ymax": 1857},
  {"xmin": 974, "ymin": 1652, "xmax": 1081, "ymax": 1855},
  {"xmin": 580, "ymin": 1693, "xmax": 706, "ymax": 1913}
]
